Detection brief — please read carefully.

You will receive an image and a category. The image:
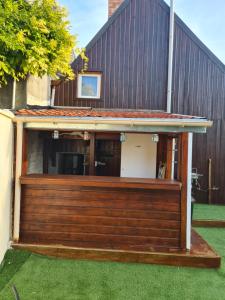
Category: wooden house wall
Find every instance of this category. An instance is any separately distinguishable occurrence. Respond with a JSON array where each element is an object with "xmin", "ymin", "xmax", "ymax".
[
  {"xmin": 55, "ymin": 0, "xmax": 225, "ymax": 204},
  {"xmin": 54, "ymin": 0, "xmax": 170, "ymax": 110},
  {"xmin": 172, "ymin": 17, "xmax": 225, "ymax": 204}
]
